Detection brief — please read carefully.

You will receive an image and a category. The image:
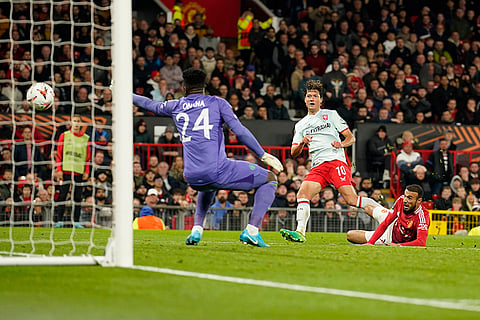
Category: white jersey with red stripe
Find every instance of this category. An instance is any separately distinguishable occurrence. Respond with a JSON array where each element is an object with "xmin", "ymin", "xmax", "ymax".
[{"xmin": 292, "ymin": 109, "xmax": 349, "ymax": 168}]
